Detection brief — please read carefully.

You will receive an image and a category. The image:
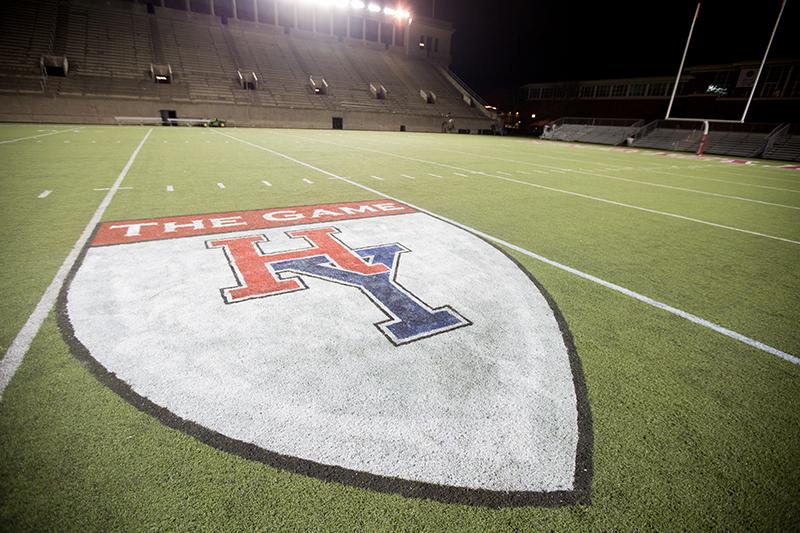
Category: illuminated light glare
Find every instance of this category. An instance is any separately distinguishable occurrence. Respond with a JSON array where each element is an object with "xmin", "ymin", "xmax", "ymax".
[
  {"xmin": 351, "ymin": 0, "xmax": 365, "ymax": 9},
  {"xmin": 334, "ymin": 0, "xmax": 349, "ymax": 7},
  {"xmin": 383, "ymin": 6, "xmax": 396, "ymax": 15},
  {"xmin": 367, "ymin": 3, "xmax": 381, "ymax": 13}
]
